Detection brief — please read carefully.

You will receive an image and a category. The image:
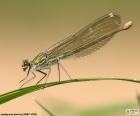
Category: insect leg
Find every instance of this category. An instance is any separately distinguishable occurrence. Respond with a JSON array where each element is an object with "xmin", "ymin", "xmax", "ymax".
[
  {"xmin": 36, "ymin": 70, "xmax": 47, "ymax": 85},
  {"xmin": 19, "ymin": 67, "xmax": 31, "ymax": 83},
  {"xmin": 19, "ymin": 76, "xmax": 28, "ymax": 83},
  {"xmin": 20, "ymin": 71, "xmax": 36, "ymax": 88},
  {"xmin": 41, "ymin": 68, "xmax": 51, "ymax": 89},
  {"xmin": 44, "ymin": 68, "xmax": 51, "ymax": 84},
  {"xmin": 59, "ymin": 63, "xmax": 72, "ymax": 80},
  {"xmin": 57, "ymin": 61, "xmax": 61, "ymax": 82}
]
